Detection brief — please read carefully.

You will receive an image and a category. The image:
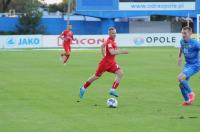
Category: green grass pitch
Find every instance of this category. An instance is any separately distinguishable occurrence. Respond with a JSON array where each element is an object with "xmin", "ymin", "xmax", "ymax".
[{"xmin": 0, "ymin": 47, "xmax": 200, "ymax": 132}]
